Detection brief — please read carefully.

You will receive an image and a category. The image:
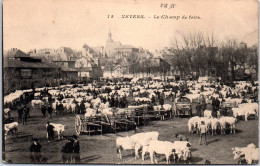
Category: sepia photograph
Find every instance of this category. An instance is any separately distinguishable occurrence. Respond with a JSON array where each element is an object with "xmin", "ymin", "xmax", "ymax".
[{"xmin": 2, "ymin": 0, "xmax": 259, "ymax": 164}]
